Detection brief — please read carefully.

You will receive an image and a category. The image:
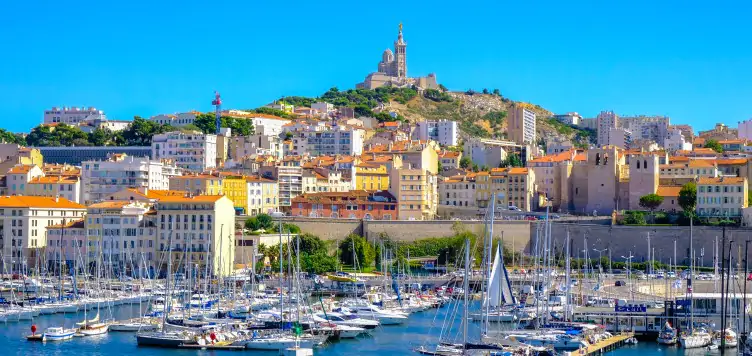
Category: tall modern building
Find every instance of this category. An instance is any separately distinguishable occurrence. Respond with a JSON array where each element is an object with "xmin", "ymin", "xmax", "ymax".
[
  {"xmin": 82, "ymin": 154, "xmax": 181, "ymax": 204},
  {"xmin": 596, "ymin": 111, "xmax": 619, "ymax": 147},
  {"xmin": 553, "ymin": 112, "xmax": 582, "ymax": 126},
  {"xmin": 739, "ymin": 119, "xmax": 752, "ymax": 141},
  {"xmin": 151, "ymin": 131, "xmax": 217, "ymax": 172},
  {"xmin": 415, "ymin": 120, "xmax": 458, "ymax": 146},
  {"xmin": 508, "ymin": 104, "xmax": 536, "ymax": 145},
  {"xmin": 43, "ymin": 107, "xmax": 105, "ymax": 125}
]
